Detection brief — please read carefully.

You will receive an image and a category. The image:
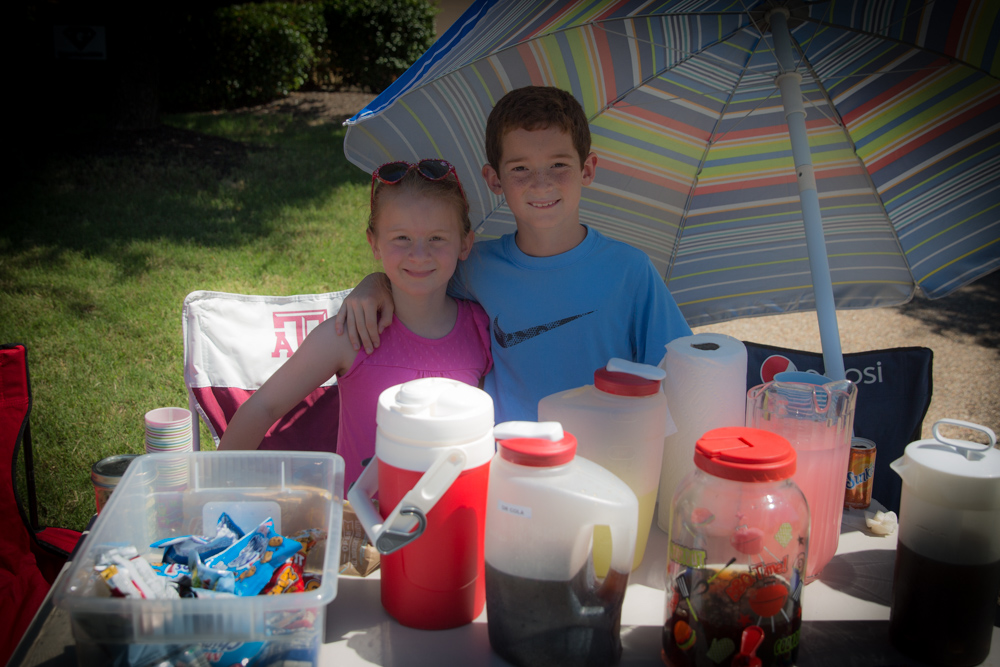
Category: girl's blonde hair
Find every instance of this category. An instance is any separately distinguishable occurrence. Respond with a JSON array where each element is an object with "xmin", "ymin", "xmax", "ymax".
[{"xmin": 368, "ymin": 168, "xmax": 471, "ymax": 237}]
